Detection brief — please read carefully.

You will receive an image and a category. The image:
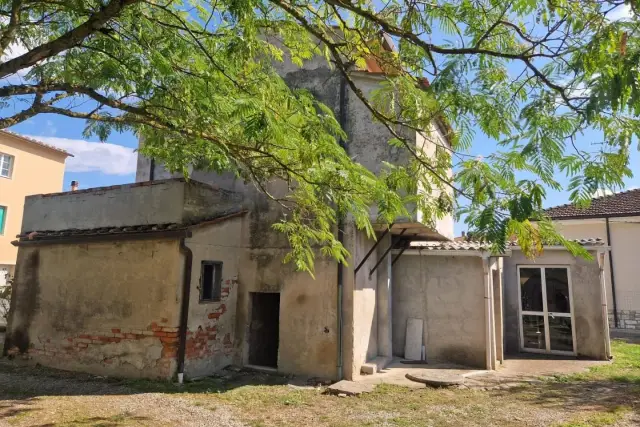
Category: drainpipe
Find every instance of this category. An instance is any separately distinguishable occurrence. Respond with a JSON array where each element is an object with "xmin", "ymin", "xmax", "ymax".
[
  {"xmin": 336, "ymin": 72, "xmax": 348, "ymax": 380},
  {"xmin": 177, "ymin": 236, "xmax": 193, "ymax": 384},
  {"xmin": 482, "ymin": 254, "xmax": 493, "ymax": 370},
  {"xmin": 605, "ymin": 218, "xmax": 619, "ymax": 328}
]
